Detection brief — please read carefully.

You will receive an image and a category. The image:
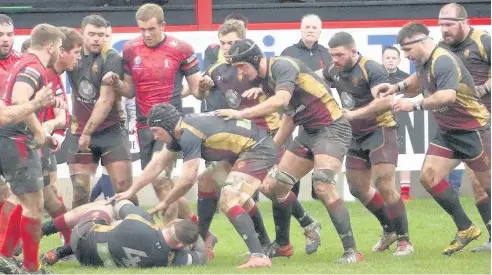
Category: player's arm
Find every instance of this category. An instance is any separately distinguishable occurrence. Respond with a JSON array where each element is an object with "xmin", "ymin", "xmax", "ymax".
[
  {"xmin": 182, "ymin": 50, "xmax": 205, "ymax": 99},
  {"xmin": 273, "ymin": 113, "xmax": 295, "ymax": 147},
  {"xmin": 419, "ymin": 55, "xmax": 458, "ymax": 110},
  {"xmin": 476, "ymin": 33, "xmax": 491, "ymax": 96},
  {"xmin": 161, "ymin": 158, "xmax": 200, "ymax": 207},
  {"xmin": 42, "ymin": 106, "xmax": 66, "ymax": 134},
  {"xmin": 0, "ymin": 98, "xmax": 44, "ymax": 126},
  {"xmin": 236, "ymin": 60, "xmax": 296, "ymax": 119},
  {"xmin": 112, "ymin": 46, "xmax": 136, "ymax": 98},
  {"xmin": 171, "ymin": 236, "xmax": 208, "ymax": 266},
  {"xmin": 377, "ymin": 73, "xmax": 420, "ymax": 98}
]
